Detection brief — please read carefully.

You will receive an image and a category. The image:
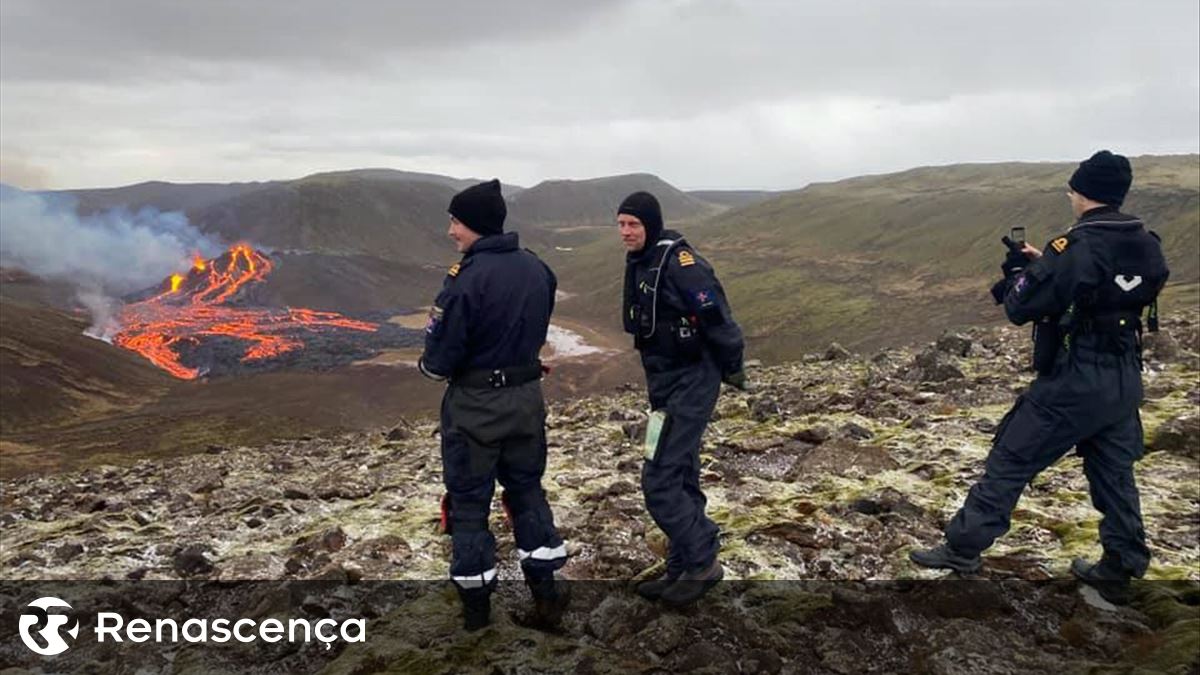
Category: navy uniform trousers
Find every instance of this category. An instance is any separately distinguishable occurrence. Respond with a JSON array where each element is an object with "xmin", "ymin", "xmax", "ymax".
[
  {"xmin": 441, "ymin": 380, "xmax": 565, "ymax": 590},
  {"xmin": 644, "ymin": 351, "xmax": 722, "ymax": 575},
  {"xmin": 945, "ymin": 347, "xmax": 1150, "ymax": 576}
]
